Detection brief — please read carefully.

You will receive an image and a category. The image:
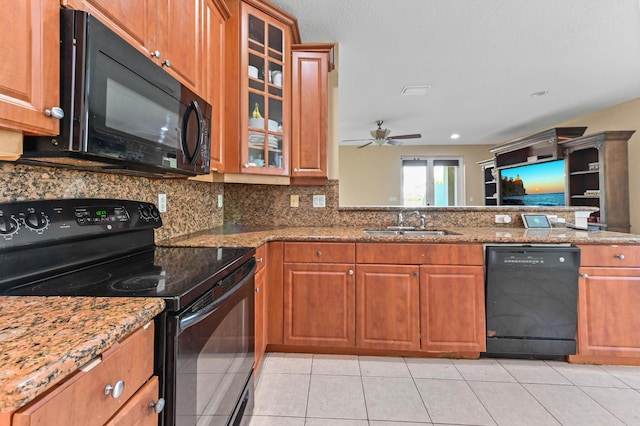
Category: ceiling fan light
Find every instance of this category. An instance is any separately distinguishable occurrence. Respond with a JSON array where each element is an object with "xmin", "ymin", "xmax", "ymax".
[{"xmin": 372, "ymin": 138, "xmax": 386, "ymax": 146}]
